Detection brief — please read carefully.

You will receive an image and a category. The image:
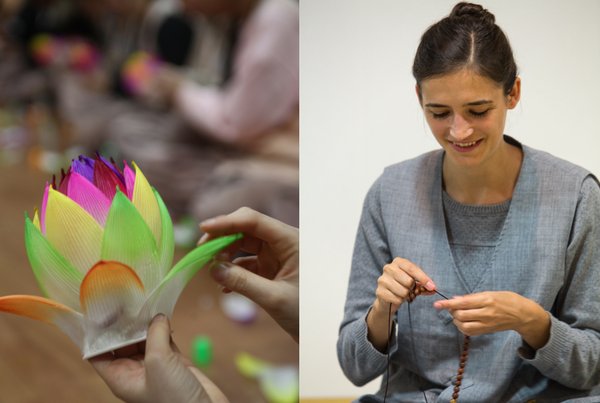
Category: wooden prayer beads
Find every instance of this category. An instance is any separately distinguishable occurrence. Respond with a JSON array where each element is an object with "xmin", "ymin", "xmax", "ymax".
[
  {"xmin": 407, "ymin": 284, "xmax": 427, "ymax": 302},
  {"xmin": 450, "ymin": 334, "xmax": 470, "ymax": 403},
  {"xmin": 408, "ymin": 283, "xmax": 470, "ymax": 402}
]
